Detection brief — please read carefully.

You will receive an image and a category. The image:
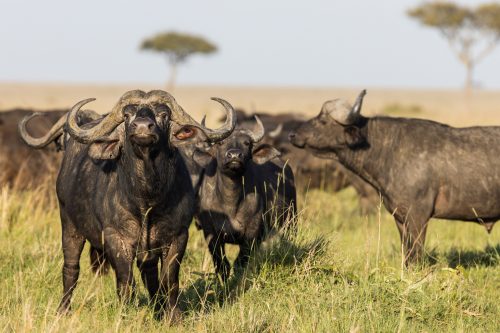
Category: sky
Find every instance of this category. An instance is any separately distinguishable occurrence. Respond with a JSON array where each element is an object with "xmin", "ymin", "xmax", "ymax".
[{"xmin": 1, "ymin": 0, "xmax": 499, "ymax": 89}]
